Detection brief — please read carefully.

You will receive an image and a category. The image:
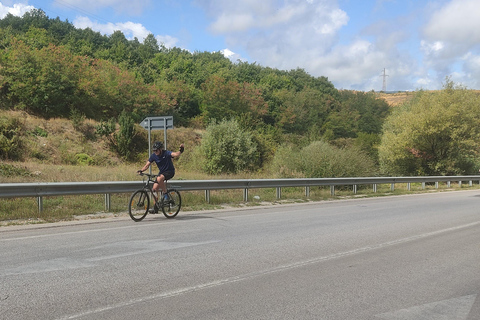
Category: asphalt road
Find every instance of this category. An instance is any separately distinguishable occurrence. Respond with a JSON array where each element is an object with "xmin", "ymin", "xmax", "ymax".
[{"xmin": 1, "ymin": 190, "xmax": 479, "ymax": 320}]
